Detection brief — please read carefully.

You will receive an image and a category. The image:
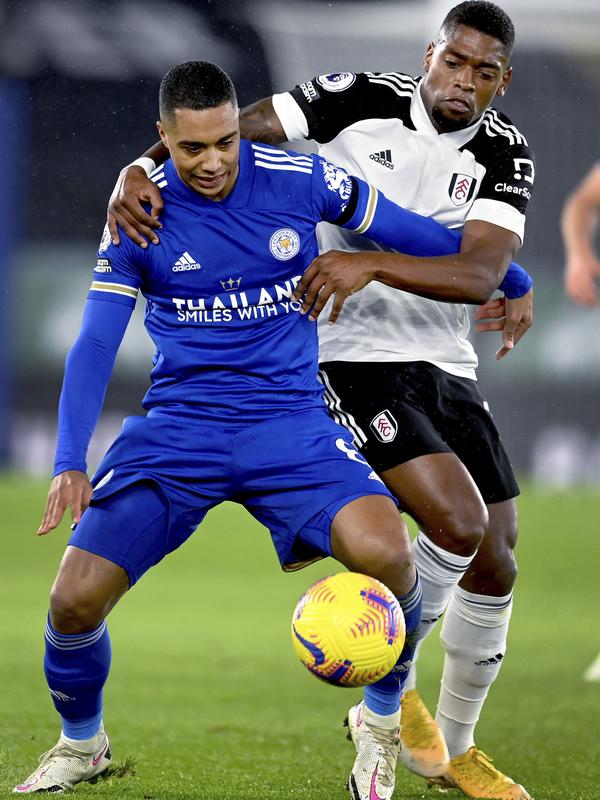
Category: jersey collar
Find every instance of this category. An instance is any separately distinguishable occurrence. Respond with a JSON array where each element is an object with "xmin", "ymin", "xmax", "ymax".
[
  {"xmin": 164, "ymin": 139, "xmax": 254, "ymax": 208},
  {"xmin": 411, "ymin": 81, "xmax": 484, "ymax": 146}
]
